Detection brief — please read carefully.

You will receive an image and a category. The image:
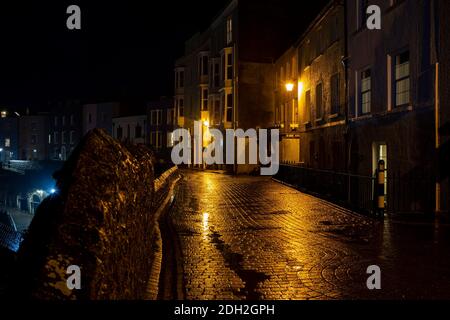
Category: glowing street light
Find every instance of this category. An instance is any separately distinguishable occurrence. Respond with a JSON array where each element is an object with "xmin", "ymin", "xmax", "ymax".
[{"xmin": 285, "ymin": 82, "xmax": 294, "ymax": 92}]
